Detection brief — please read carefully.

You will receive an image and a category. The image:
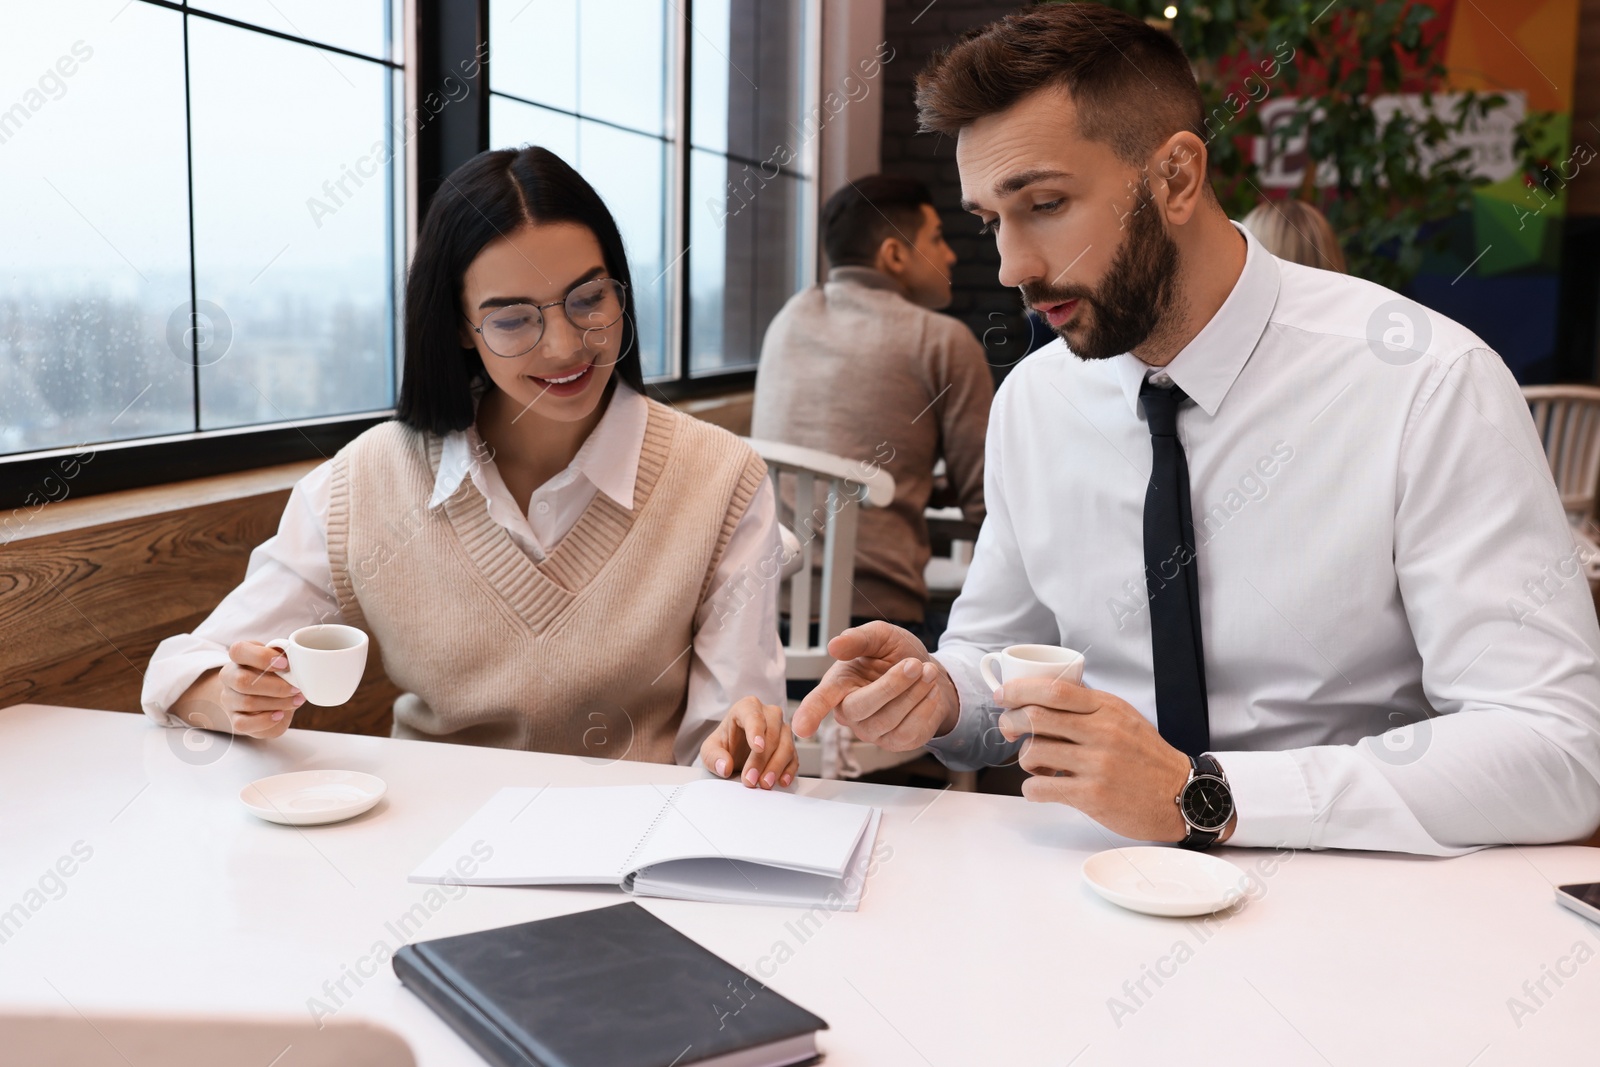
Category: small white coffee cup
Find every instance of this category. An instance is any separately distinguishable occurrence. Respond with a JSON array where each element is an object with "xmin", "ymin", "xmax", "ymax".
[
  {"xmin": 979, "ymin": 644, "xmax": 1085, "ymax": 692},
  {"xmin": 264, "ymin": 624, "xmax": 369, "ymax": 707}
]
